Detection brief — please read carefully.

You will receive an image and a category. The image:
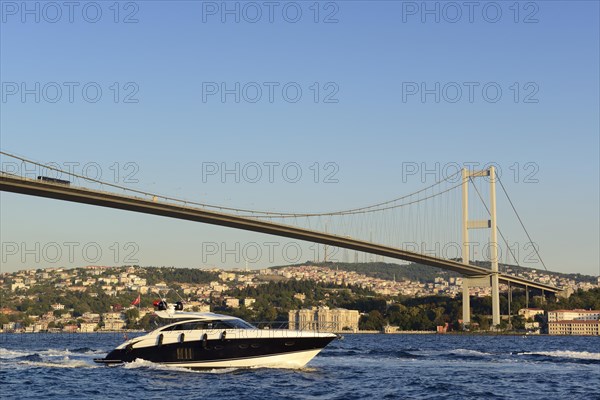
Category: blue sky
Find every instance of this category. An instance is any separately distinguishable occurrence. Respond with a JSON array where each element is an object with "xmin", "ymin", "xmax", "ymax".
[{"xmin": 1, "ymin": 1, "xmax": 598, "ymax": 276}]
